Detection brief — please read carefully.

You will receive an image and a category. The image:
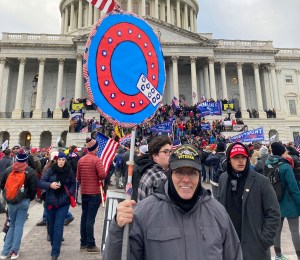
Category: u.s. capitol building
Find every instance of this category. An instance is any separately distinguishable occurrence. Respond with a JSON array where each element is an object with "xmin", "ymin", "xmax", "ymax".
[{"xmin": 0, "ymin": 0, "xmax": 299, "ymax": 147}]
